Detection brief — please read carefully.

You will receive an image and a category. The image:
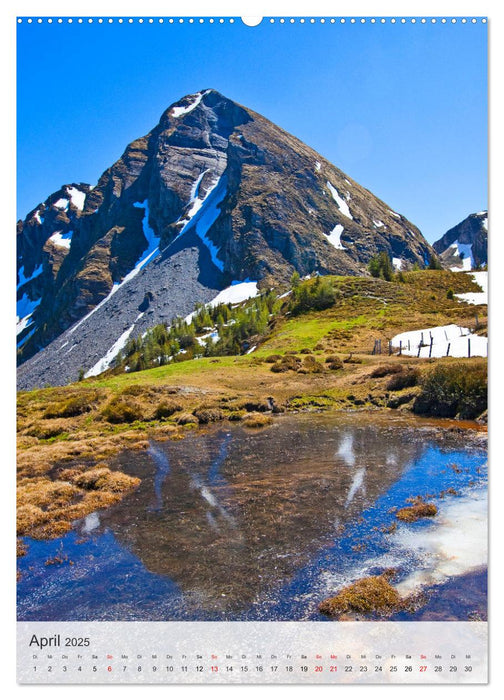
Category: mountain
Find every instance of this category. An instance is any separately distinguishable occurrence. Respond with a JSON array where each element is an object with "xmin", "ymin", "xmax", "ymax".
[
  {"xmin": 433, "ymin": 211, "xmax": 488, "ymax": 271},
  {"xmin": 17, "ymin": 88, "xmax": 435, "ymax": 390}
]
